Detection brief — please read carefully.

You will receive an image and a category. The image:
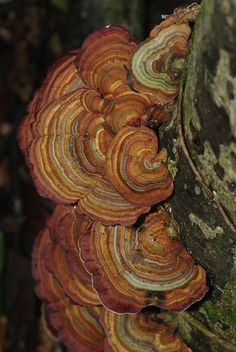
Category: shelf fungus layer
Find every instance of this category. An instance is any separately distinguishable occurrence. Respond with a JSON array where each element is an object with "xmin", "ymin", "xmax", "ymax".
[
  {"xmin": 50, "ymin": 205, "xmax": 92, "ymax": 282},
  {"xmin": 76, "ymin": 26, "xmax": 156, "ymax": 133},
  {"xmin": 18, "ymin": 49, "xmax": 84, "ymax": 158},
  {"xmin": 44, "ymin": 207, "xmax": 100, "ymax": 306},
  {"xmin": 47, "ymin": 304, "xmax": 104, "ymax": 352},
  {"xmin": 76, "ymin": 25, "xmax": 137, "ymax": 93},
  {"xmin": 32, "ymin": 225, "xmax": 104, "ymax": 352},
  {"xmin": 34, "ymin": 49, "xmax": 84, "ymax": 113},
  {"xmin": 18, "ymin": 24, "xmax": 182, "ymax": 226},
  {"xmin": 80, "ymin": 210, "xmax": 208, "ymax": 313},
  {"xmin": 106, "ymin": 126, "xmax": 173, "ymax": 206},
  {"xmin": 101, "ymin": 82, "xmax": 155, "ymax": 134},
  {"xmin": 45, "ymin": 241, "xmax": 100, "ymax": 307},
  {"xmin": 130, "ymin": 6, "xmax": 200, "ymax": 100},
  {"xmin": 100, "ymin": 310, "xmax": 191, "ymax": 352},
  {"xmin": 21, "ymin": 85, "xmax": 151, "ymax": 225}
]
